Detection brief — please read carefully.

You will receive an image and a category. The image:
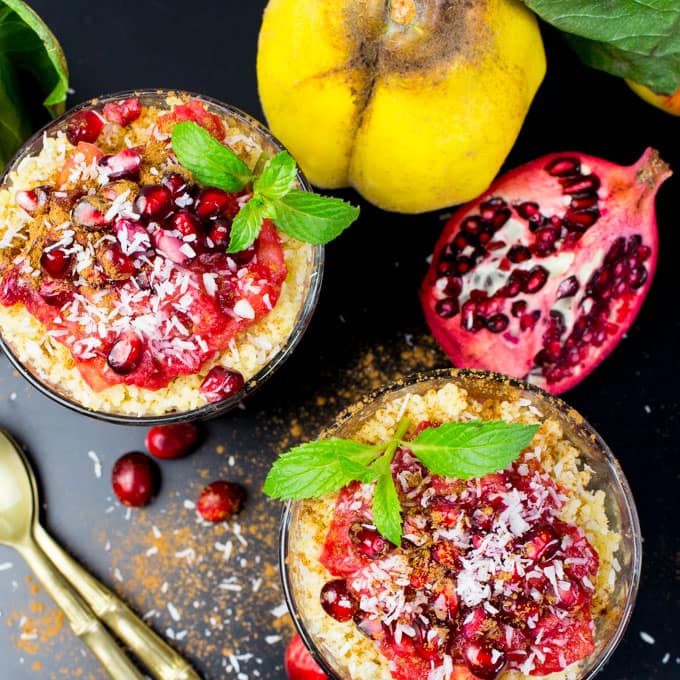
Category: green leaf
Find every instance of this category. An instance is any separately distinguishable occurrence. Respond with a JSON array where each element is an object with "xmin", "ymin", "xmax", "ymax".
[
  {"xmin": 270, "ymin": 190, "xmax": 359, "ymax": 245},
  {"xmin": 227, "ymin": 197, "xmax": 267, "ymax": 253},
  {"xmin": 263, "ymin": 439, "xmax": 380, "ymax": 500},
  {"xmin": 171, "ymin": 121, "xmax": 253, "ymax": 192},
  {"xmin": 522, "ymin": 0, "xmax": 680, "ymax": 94},
  {"xmin": 0, "ymin": 1, "xmax": 69, "ymax": 165},
  {"xmin": 254, "ymin": 151, "xmax": 297, "ymax": 200},
  {"xmin": 408, "ymin": 420, "xmax": 539, "ymax": 479},
  {"xmin": 372, "ymin": 473, "xmax": 402, "ymax": 547}
]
